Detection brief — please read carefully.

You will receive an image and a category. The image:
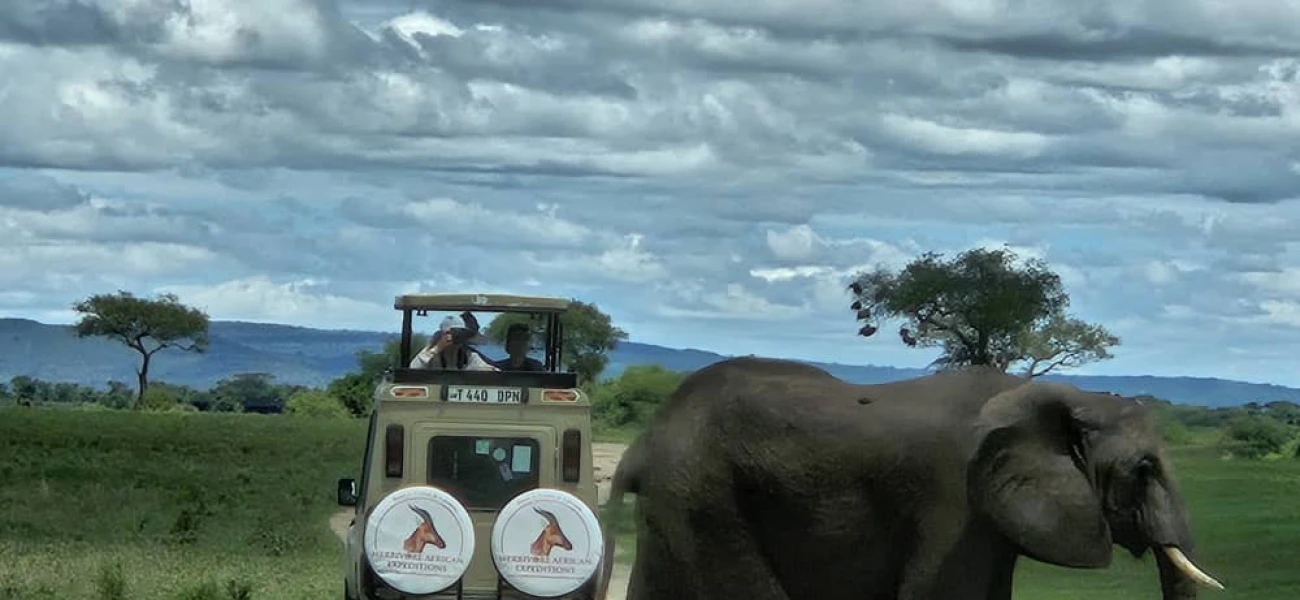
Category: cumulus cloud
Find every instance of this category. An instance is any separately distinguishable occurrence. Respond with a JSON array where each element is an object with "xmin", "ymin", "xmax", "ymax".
[
  {"xmin": 2, "ymin": 0, "xmax": 1300, "ymax": 385},
  {"xmin": 156, "ymin": 276, "xmax": 391, "ymax": 330}
]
